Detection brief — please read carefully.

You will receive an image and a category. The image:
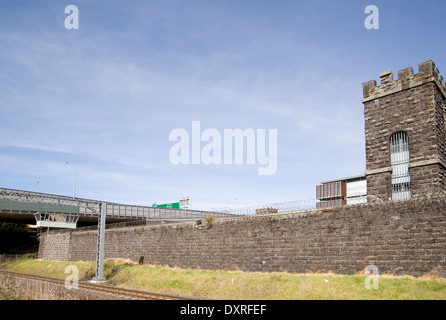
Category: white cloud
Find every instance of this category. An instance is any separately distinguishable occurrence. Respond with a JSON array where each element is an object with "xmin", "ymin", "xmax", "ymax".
[{"xmin": 1, "ymin": 1, "xmax": 443, "ymax": 210}]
